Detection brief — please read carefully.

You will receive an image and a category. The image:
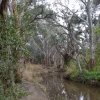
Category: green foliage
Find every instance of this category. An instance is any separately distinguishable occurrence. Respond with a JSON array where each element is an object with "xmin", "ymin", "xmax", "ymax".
[
  {"xmin": 94, "ymin": 66, "xmax": 100, "ymax": 71},
  {"xmin": 95, "ymin": 45, "xmax": 100, "ymax": 66},
  {"xmin": 0, "ymin": 15, "xmax": 28, "ymax": 99},
  {"xmin": 93, "ymin": 26, "xmax": 100, "ymax": 36},
  {"xmin": 70, "ymin": 69, "xmax": 100, "ymax": 84},
  {"xmin": 60, "ymin": 97, "xmax": 66, "ymax": 100},
  {"xmin": 93, "ymin": 0, "xmax": 100, "ymax": 5},
  {"xmin": 0, "ymin": 82, "xmax": 29, "ymax": 100},
  {"xmin": 84, "ymin": 70, "xmax": 100, "ymax": 81},
  {"xmin": 93, "ymin": 26, "xmax": 100, "ymax": 66},
  {"xmin": 71, "ymin": 67, "xmax": 79, "ymax": 78},
  {"xmin": 71, "ymin": 15, "xmax": 83, "ymax": 24}
]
